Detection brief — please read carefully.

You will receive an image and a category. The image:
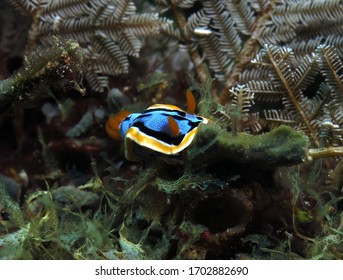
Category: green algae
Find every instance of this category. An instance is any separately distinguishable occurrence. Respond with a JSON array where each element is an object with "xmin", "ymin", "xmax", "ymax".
[
  {"xmin": 189, "ymin": 123, "xmax": 310, "ymax": 170},
  {"xmin": 0, "ymin": 182, "xmax": 24, "ymax": 233},
  {"xmin": 0, "ymin": 37, "xmax": 85, "ymax": 111}
]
